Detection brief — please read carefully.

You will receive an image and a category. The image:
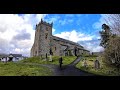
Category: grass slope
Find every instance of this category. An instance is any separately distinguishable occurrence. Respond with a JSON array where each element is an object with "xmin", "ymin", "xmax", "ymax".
[
  {"xmin": 20, "ymin": 56, "xmax": 77, "ymax": 65},
  {"xmin": 0, "ymin": 62, "xmax": 53, "ymax": 76},
  {"xmin": 76, "ymin": 56, "xmax": 120, "ymax": 76},
  {"xmin": 0, "ymin": 56, "xmax": 76, "ymax": 76}
]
